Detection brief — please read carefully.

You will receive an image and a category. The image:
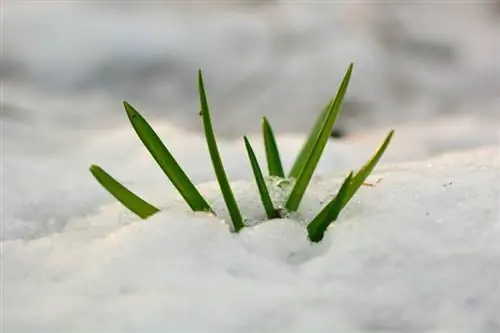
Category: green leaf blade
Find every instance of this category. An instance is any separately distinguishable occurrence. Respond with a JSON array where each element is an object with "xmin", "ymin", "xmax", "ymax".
[
  {"xmin": 289, "ymin": 102, "xmax": 330, "ymax": 178},
  {"xmin": 262, "ymin": 117, "xmax": 285, "ymax": 178},
  {"xmin": 285, "ymin": 63, "xmax": 354, "ymax": 212},
  {"xmin": 342, "ymin": 130, "xmax": 395, "ymax": 209},
  {"xmin": 123, "ymin": 101, "xmax": 213, "ymax": 213},
  {"xmin": 244, "ymin": 136, "xmax": 280, "ymax": 220},
  {"xmin": 89, "ymin": 165, "xmax": 160, "ymax": 219},
  {"xmin": 307, "ymin": 172, "xmax": 353, "ymax": 243},
  {"xmin": 198, "ymin": 70, "xmax": 244, "ymax": 232}
]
